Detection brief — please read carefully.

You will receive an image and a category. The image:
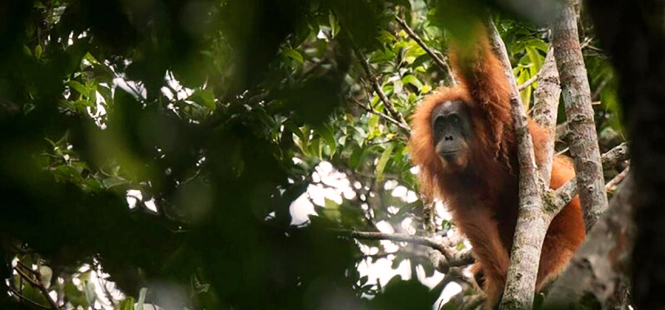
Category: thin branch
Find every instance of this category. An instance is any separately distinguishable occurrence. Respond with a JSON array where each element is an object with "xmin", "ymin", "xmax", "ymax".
[
  {"xmin": 427, "ymin": 248, "xmax": 475, "ymax": 273},
  {"xmin": 15, "ymin": 264, "xmax": 59, "ymax": 310},
  {"xmin": 552, "ymin": 142, "xmax": 631, "ymax": 209},
  {"xmin": 352, "ymin": 47, "xmax": 410, "ymax": 130},
  {"xmin": 351, "ymin": 98, "xmax": 412, "ymax": 134},
  {"xmin": 15, "ymin": 267, "xmax": 41, "ymax": 287},
  {"xmin": 550, "ymin": 179, "xmax": 578, "ymax": 211},
  {"xmin": 394, "ymin": 16, "xmax": 456, "ymax": 84},
  {"xmin": 605, "ymin": 166, "xmax": 629, "ymax": 193},
  {"xmin": 517, "ymin": 71, "xmax": 540, "ymax": 91},
  {"xmin": 336, "ymin": 229, "xmax": 453, "ymax": 260},
  {"xmin": 8, "ymin": 286, "xmax": 51, "ymax": 310}
]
